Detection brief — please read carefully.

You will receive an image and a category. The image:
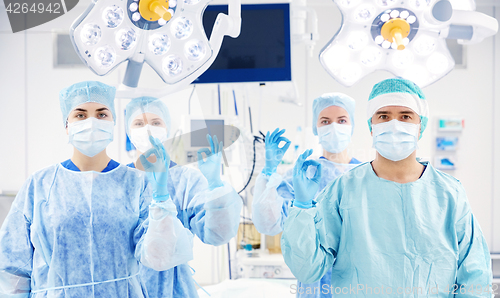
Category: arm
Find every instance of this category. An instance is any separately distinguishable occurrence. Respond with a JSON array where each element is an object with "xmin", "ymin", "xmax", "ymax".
[
  {"xmin": 135, "ymin": 137, "xmax": 194, "ymax": 271},
  {"xmin": 181, "ymin": 170, "xmax": 242, "ymax": 246},
  {"xmin": 251, "ymin": 128, "xmax": 292, "ymax": 236},
  {"xmin": 252, "ymin": 172, "xmax": 293, "ymax": 236},
  {"xmin": 281, "ymin": 151, "xmax": 341, "ymax": 284},
  {"xmin": 454, "ymin": 184, "xmax": 492, "ymax": 297},
  {"xmin": 134, "ymin": 183, "xmax": 194, "ymax": 272},
  {"xmin": 191, "ymin": 134, "xmax": 243, "ymax": 246},
  {"xmin": 0, "ymin": 179, "xmax": 34, "ymax": 297}
]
